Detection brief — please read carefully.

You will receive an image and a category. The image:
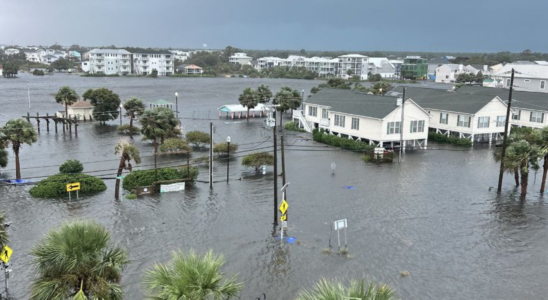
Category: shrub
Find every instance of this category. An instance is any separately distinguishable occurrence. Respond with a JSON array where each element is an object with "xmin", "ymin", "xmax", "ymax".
[
  {"xmin": 159, "ymin": 138, "xmax": 192, "ymax": 154},
  {"xmin": 122, "ymin": 166, "xmax": 199, "ymax": 191},
  {"xmin": 117, "ymin": 124, "xmax": 141, "ymax": 134},
  {"xmin": 29, "ymin": 174, "xmax": 106, "ymax": 198},
  {"xmin": 362, "ymin": 154, "xmax": 372, "ymax": 162},
  {"xmin": 191, "ymin": 156, "xmax": 209, "ymax": 165},
  {"xmin": 213, "ymin": 142, "xmax": 238, "ymax": 155},
  {"xmin": 312, "ymin": 129, "xmax": 375, "ymax": 152},
  {"xmin": 149, "ymin": 69, "xmax": 158, "ymax": 78},
  {"xmin": 242, "ymin": 152, "xmax": 274, "ymax": 171},
  {"xmin": 284, "ymin": 121, "xmax": 306, "ymax": 132},
  {"xmin": 59, "ymin": 159, "xmax": 84, "ymax": 174},
  {"xmin": 32, "ymin": 69, "xmax": 45, "ymax": 76},
  {"xmin": 428, "ymin": 132, "xmax": 472, "ymax": 146},
  {"xmin": 126, "ymin": 193, "xmax": 137, "ymax": 200},
  {"xmin": 185, "ymin": 131, "xmax": 210, "ymax": 147}
]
